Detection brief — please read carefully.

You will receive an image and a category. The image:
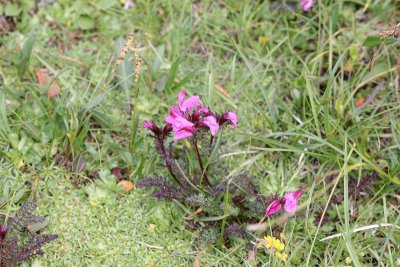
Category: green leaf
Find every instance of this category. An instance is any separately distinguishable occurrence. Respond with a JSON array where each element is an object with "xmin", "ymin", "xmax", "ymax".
[
  {"xmin": 4, "ymin": 3, "xmax": 21, "ymax": 16},
  {"xmin": 82, "ymin": 93, "xmax": 106, "ymax": 111},
  {"xmin": 18, "ymin": 31, "xmax": 36, "ymax": 78},
  {"xmin": 165, "ymin": 59, "xmax": 180, "ymax": 92},
  {"xmin": 195, "ymin": 214, "xmax": 231, "ymax": 222},
  {"xmin": 95, "ymin": 0, "xmax": 117, "ymax": 9},
  {"xmin": 77, "ymin": 15, "xmax": 95, "ymax": 30},
  {"xmin": 363, "ymin": 36, "xmax": 397, "ymax": 47},
  {"xmin": 0, "ymin": 90, "xmax": 10, "ymax": 139}
]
